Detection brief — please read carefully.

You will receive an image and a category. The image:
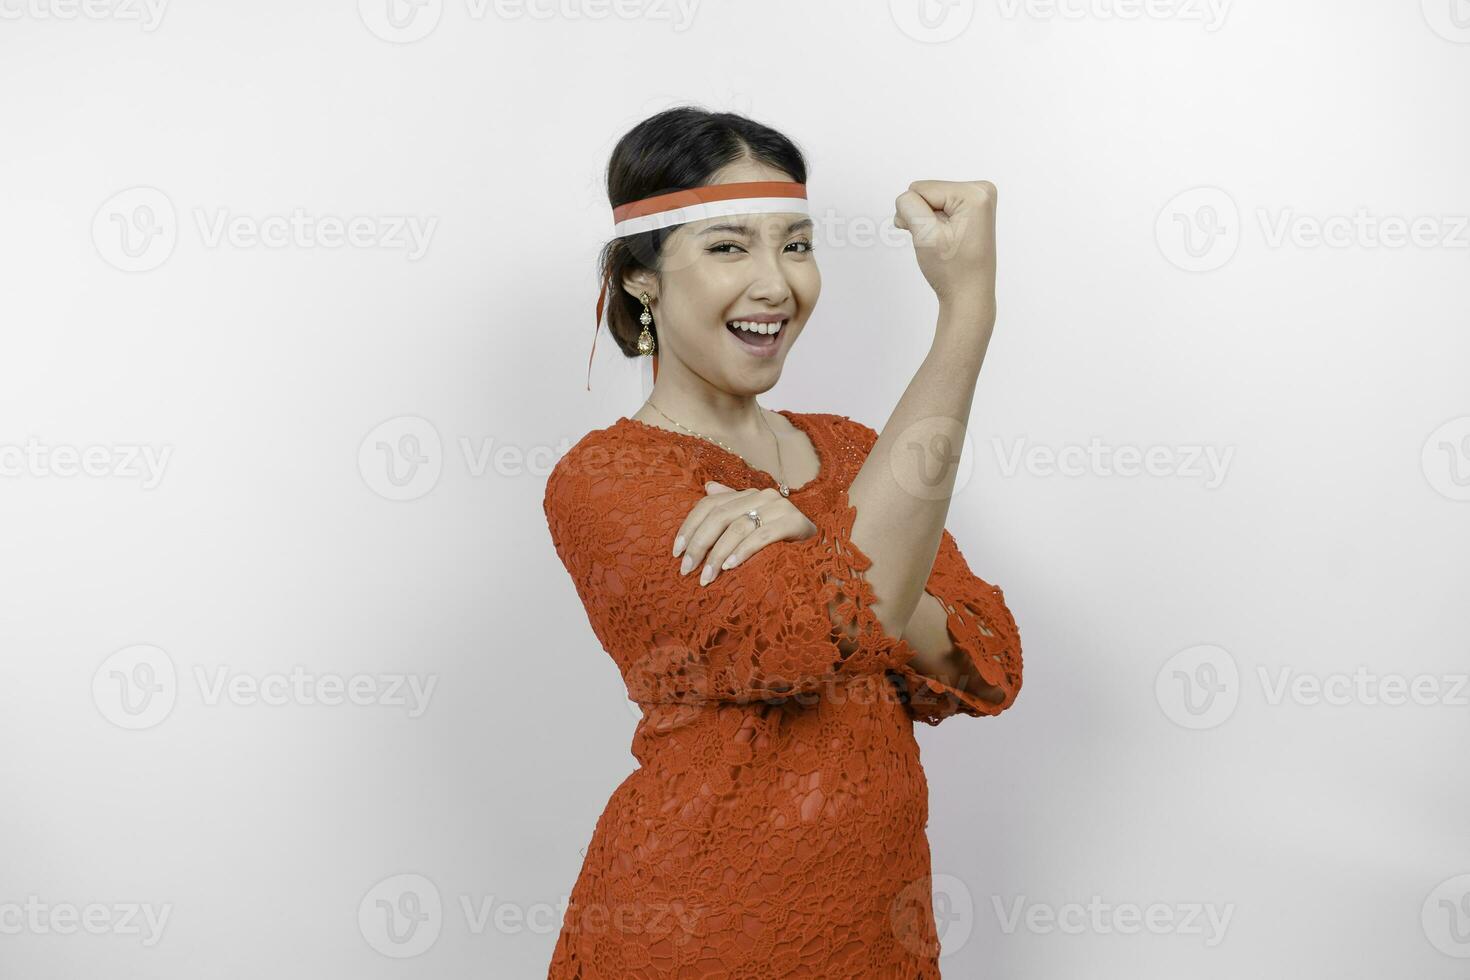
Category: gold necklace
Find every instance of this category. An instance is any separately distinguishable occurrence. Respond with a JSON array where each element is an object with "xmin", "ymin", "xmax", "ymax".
[{"xmin": 645, "ymin": 399, "xmax": 791, "ymax": 497}]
